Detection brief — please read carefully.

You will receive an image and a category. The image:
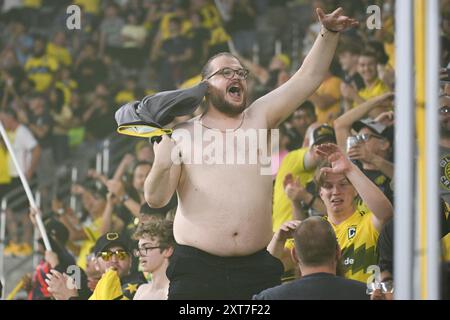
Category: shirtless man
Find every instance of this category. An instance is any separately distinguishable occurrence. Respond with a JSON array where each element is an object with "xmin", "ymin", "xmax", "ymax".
[
  {"xmin": 144, "ymin": 8, "xmax": 358, "ymax": 299},
  {"xmin": 133, "ymin": 219, "xmax": 174, "ymax": 300}
]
